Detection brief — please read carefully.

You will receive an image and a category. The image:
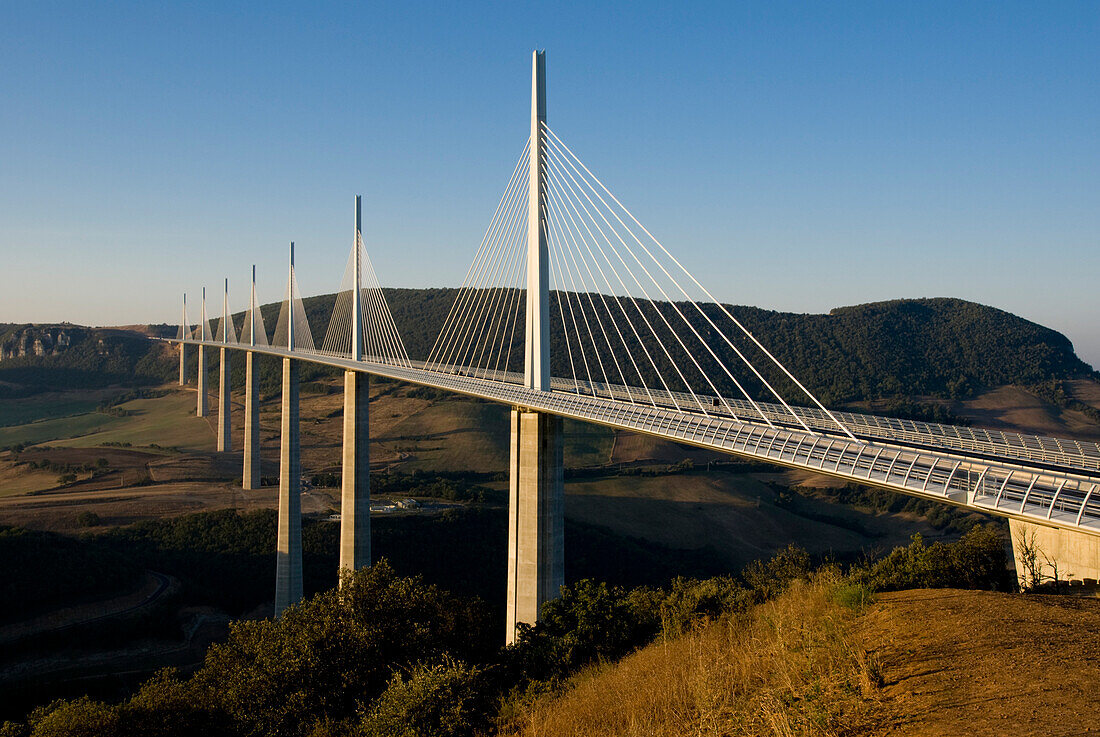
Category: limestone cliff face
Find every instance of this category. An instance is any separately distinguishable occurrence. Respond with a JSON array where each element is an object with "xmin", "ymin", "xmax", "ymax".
[{"xmin": 0, "ymin": 326, "xmax": 80, "ymax": 361}]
